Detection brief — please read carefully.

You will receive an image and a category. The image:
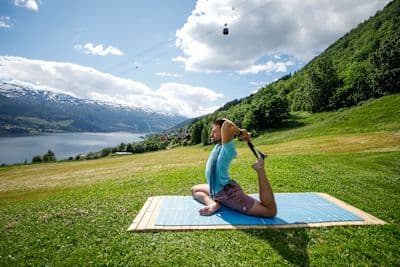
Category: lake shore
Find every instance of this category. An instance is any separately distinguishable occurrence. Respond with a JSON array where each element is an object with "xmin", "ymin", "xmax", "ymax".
[{"xmin": 0, "ymin": 132, "xmax": 146, "ymax": 165}]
